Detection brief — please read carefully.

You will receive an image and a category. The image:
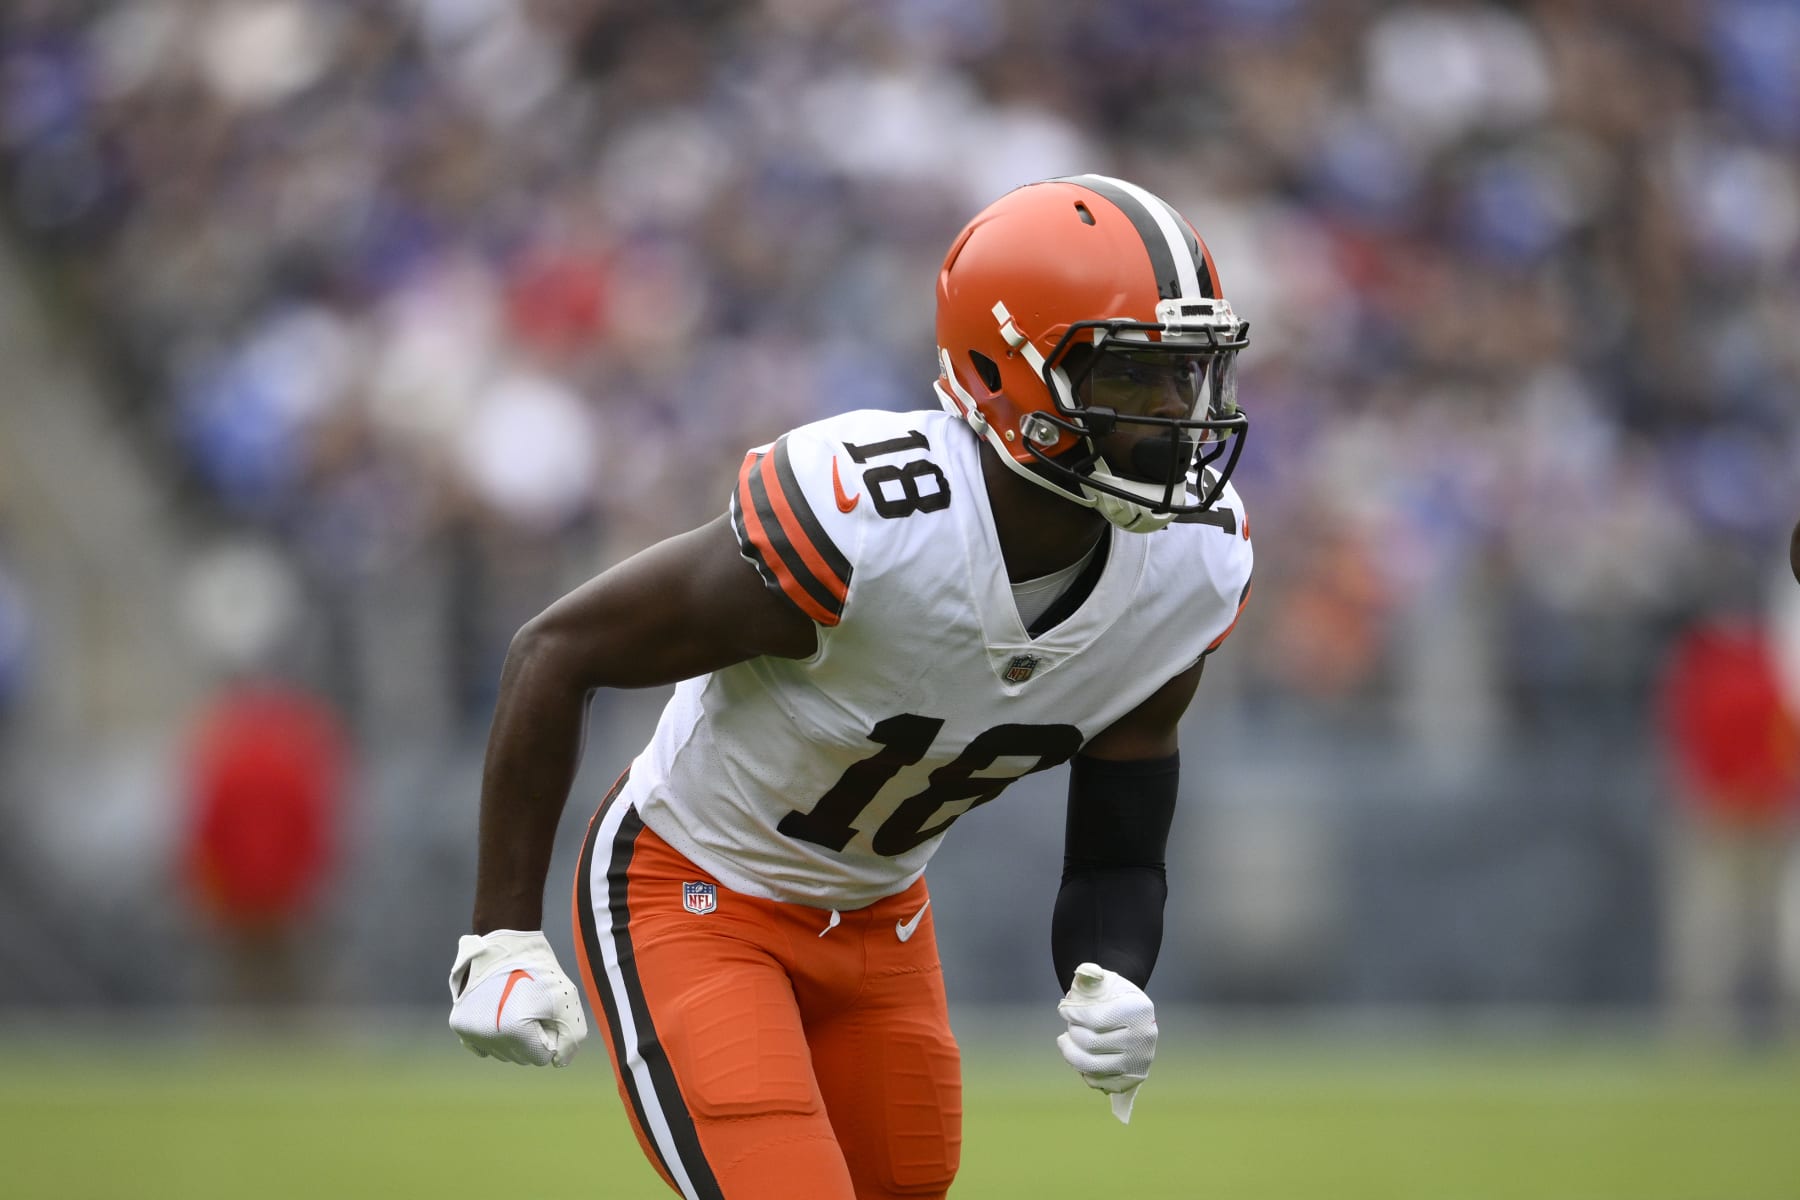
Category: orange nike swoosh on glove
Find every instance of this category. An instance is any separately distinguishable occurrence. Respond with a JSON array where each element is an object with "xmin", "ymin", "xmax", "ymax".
[
  {"xmin": 495, "ymin": 969, "xmax": 533, "ymax": 1030},
  {"xmin": 831, "ymin": 458, "xmax": 860, "ymax": 513}
]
